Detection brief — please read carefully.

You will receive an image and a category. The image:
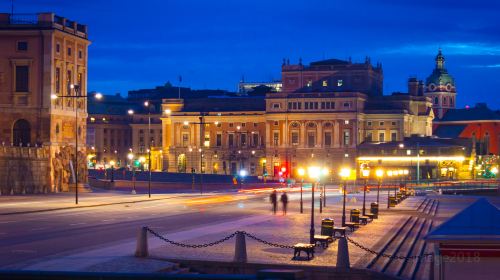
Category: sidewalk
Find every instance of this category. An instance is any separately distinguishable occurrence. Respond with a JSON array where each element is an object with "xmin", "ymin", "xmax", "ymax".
[{"xmin": 0, "ymin": 192, "xmax": 197, "ymax": 215}]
